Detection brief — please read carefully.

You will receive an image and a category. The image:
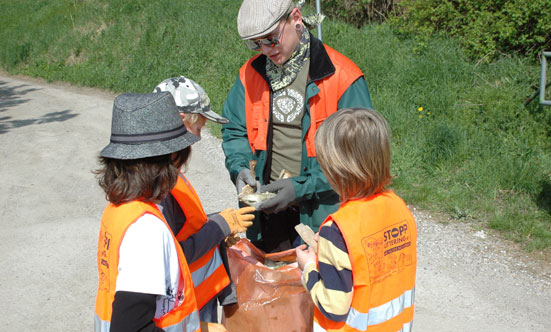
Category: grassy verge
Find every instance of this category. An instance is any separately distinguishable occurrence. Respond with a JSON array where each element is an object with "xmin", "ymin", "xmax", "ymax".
[
  {"xmin": 1, "ymin": 0, "xmax": 550, "ymax": 251},
  {"xmin": 325, "ymin": 23, "xmax": 551, "ymax": 250}
]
